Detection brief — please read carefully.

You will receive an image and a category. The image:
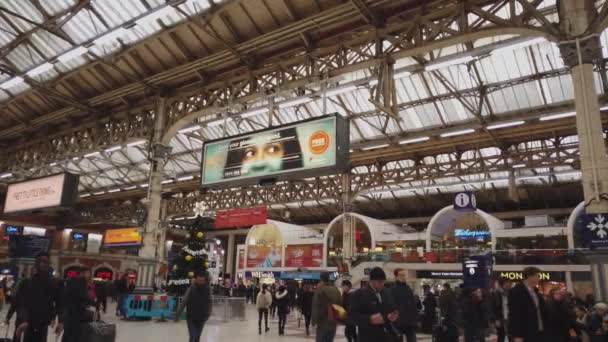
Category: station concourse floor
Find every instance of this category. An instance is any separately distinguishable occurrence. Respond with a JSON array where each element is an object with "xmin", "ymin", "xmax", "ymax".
[{"xmin": 0, "ymin": 301, "xmax": 484, "ymax": 341}]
